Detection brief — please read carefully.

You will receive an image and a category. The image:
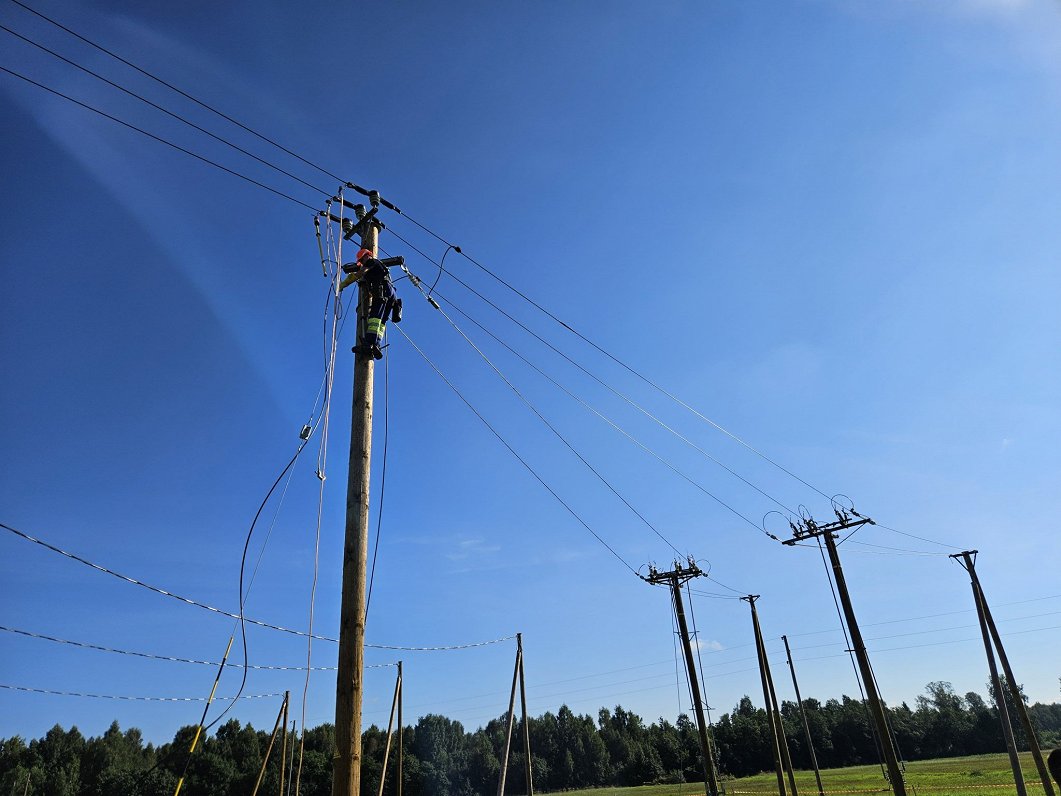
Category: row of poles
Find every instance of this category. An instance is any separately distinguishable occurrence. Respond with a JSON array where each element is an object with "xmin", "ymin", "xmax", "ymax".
[
  {"xmin": 327, "ymin": 196, "xmax": 1053, "ymax": 796},
  {"xmin": 653, "ymin": 512, "xmax": 1056, "ymax": 796},
  {"xmin": 252, "ymin": 635, "xmax": 532, "ymax": 796}
]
